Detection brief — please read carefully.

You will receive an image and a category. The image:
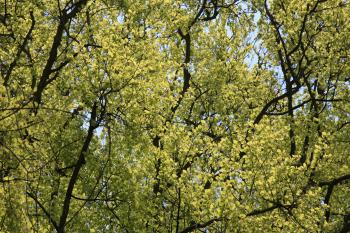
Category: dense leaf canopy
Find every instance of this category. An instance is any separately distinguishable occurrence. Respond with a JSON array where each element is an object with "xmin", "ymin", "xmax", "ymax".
[{"xmin": 0, "ymin": 0, "xmax": 350, "ymax": 232}]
